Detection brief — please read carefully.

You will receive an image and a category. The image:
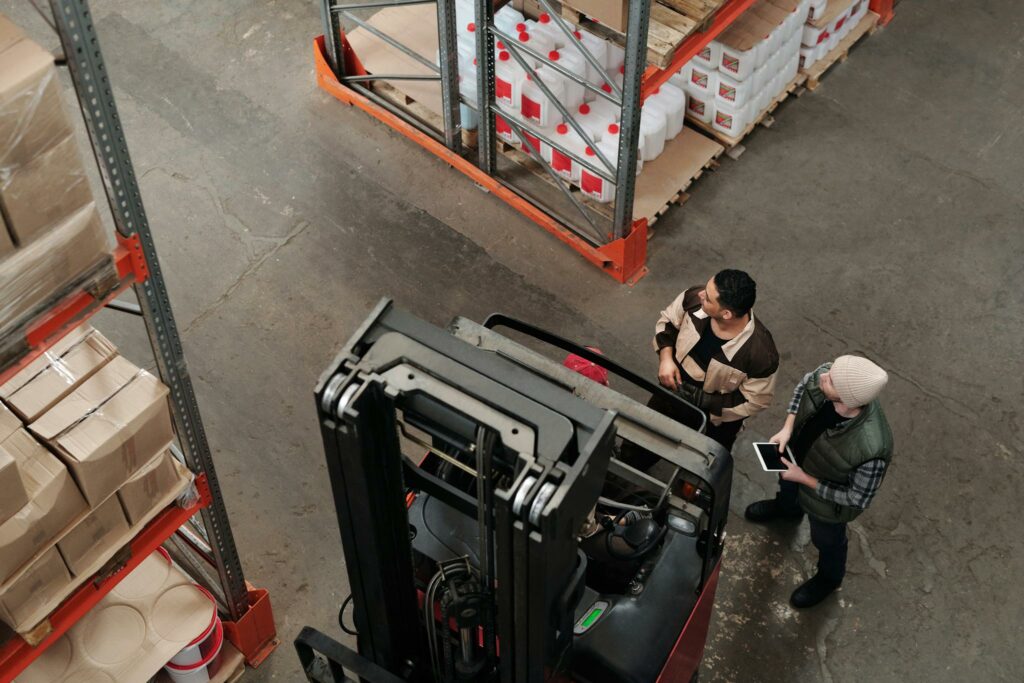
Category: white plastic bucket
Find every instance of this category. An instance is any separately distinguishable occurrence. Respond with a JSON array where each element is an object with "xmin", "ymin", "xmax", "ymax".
[
  {"xmin": 684, "ymin": 89, "xmax": 715, "ymax": 124},
  {"xmin": 521, "ymin": 71, "xmax": 565, "ymax": 128},
  {"xmin": 495, "ymin": 51, "xmax": 526, "ymax": 112},
  {"xmin": 165, "ymin": 615, "xmax": 224, "ymax": 683},
  {"xmin": 692, "ymin": 40, "xmax": 722, "ymax": 70},
  {"xmin": 716, "ymin": 70, "xmax": 753, "ymax": 108},
  {"xmin": 648, "ymin": 84, "xmax": 686, "ymax": 139},
  {"xmin": 712, "ymin": 98, "xmax": 750, "ymax": 137}
]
